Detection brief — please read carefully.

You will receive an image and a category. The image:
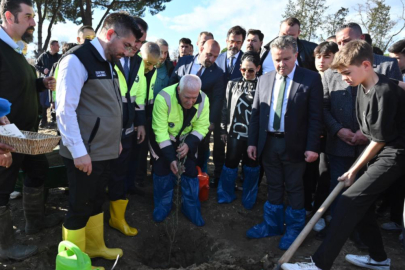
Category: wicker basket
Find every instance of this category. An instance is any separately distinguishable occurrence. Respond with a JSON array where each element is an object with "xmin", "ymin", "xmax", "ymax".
[{"xmin": 0, "ymin": 131, "xmax": 61, "ymax": 155}]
